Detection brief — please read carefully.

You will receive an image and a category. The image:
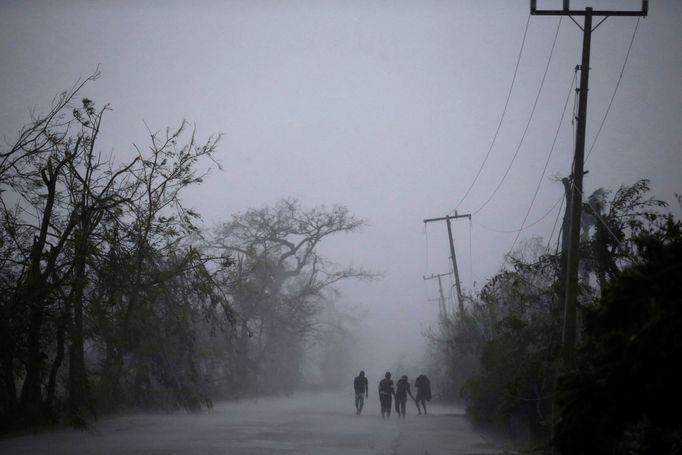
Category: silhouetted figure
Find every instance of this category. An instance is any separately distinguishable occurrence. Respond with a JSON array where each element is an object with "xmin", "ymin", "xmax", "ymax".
[
  {"xmin": 378, "ymin": 372, "xmax": 395, "ymax": 419},
  {"xmin": 353, "ymin": 371, "xmax": 369, "ymax": 415},
  {"xmin": 414, "ymin": 374, "xmax": 431, "ymax": 415},
  {"xmin": 394, "ymin": 375, "xmax": 415, "ymax": 418}
]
